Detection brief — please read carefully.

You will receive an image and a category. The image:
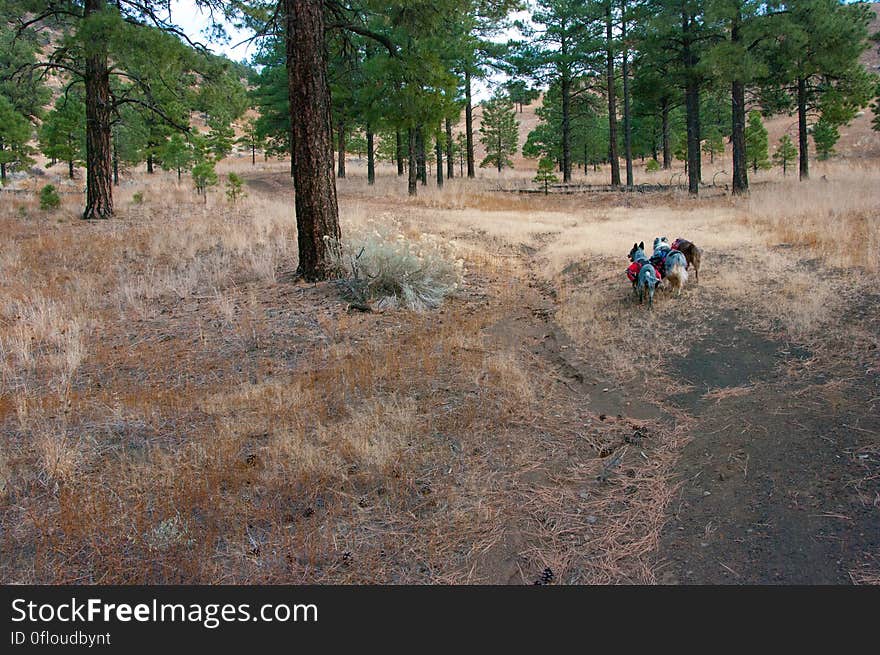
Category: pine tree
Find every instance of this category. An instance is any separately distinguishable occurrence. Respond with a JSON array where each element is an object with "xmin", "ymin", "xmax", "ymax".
[
  {"xmin": 812, "ymin": 118, "xmax": 838, "ymax": 161},
  {"xmin": 479, "ymin": 92, "xmax": 519, "ymax": 173},
  {"xmin": 772, "ymin": 134, "xmax": 797, "ymax": 176},
  {"xmin": 504, "ymin": 79, "xmax": 540, "ymax": 112},
  {"xmin": 0, "ymin": 95, "xmax": 33, "ymax": 182},
  {"xmin": 510, "ymin": 0, "xmax": 600, "ymax": 183},
  {"xmin": 744, "ymin": 110, "xmax": 770, "ymax": 172},
  {"xmin": 159, "ymin": 135, "xmax": 195, "ymax": 181},
  {"xmin": 15, "ymin": 1, "xmax": 248, "ymax": 218},
  {"xmin": 534, "ymin": 157, "xmax": 559, "ymax": 194},
  {"xmin": 764, "ymin": 0, "xmax": 873, "ymax": 180},
  {"xmin": 39, "ymin": 95, "xmax": 86, "ymax": 179}
]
